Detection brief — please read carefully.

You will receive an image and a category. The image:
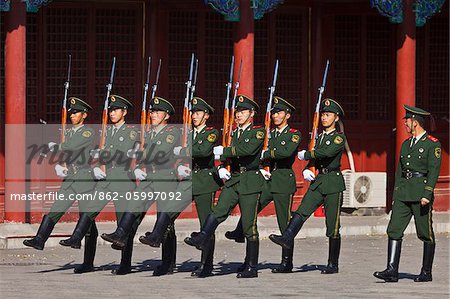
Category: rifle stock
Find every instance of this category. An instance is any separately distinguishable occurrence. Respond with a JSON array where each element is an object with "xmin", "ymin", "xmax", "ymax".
[{"xmin": 60, "ymin": 54, "xmax": 71, "ymax": 144}]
